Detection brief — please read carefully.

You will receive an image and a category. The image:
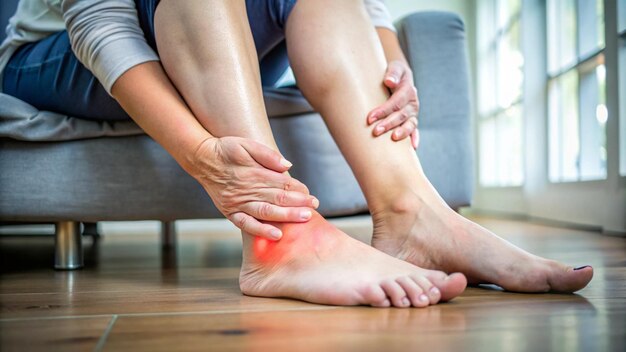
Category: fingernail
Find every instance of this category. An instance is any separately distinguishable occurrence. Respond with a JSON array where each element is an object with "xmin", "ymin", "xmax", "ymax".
[
  {"xmin": 402, "ymin": 297, "xmax": 410, "ymax": 306},
  {"xmin": 393, "ymin": 130, "xmax": 400, "ymax": 138},
  {"xmin": 387, "ymin": 76, "xmax": 398, "ymax": 84},
  {"xmin": 311, "ymin": 198, "xmax": 319, "ymax": 208},
  {"xmin": 430, "ymin": 287, "xmax": 440, "ymax": 296},
  {"xmin": 300, "ymin": 210, "xmax": 312, "ymax": 220},
  {"xmin": 375, "ymin": 125, "xmax": 385, "ymax": 134},
  {"xmin": 270, "ymin": 229, "xmax": 282, "ymax": 240},
  {"xmin": 574, "ymin": 265, "xmax": 591, "ymax": 271},
  {"xmin": 419, "ymin": 294, "xmax": 429, "ymax": 302},
  {"xmin": 280, "ymin": 158, "xmax": 292, "ymax": 168}
]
